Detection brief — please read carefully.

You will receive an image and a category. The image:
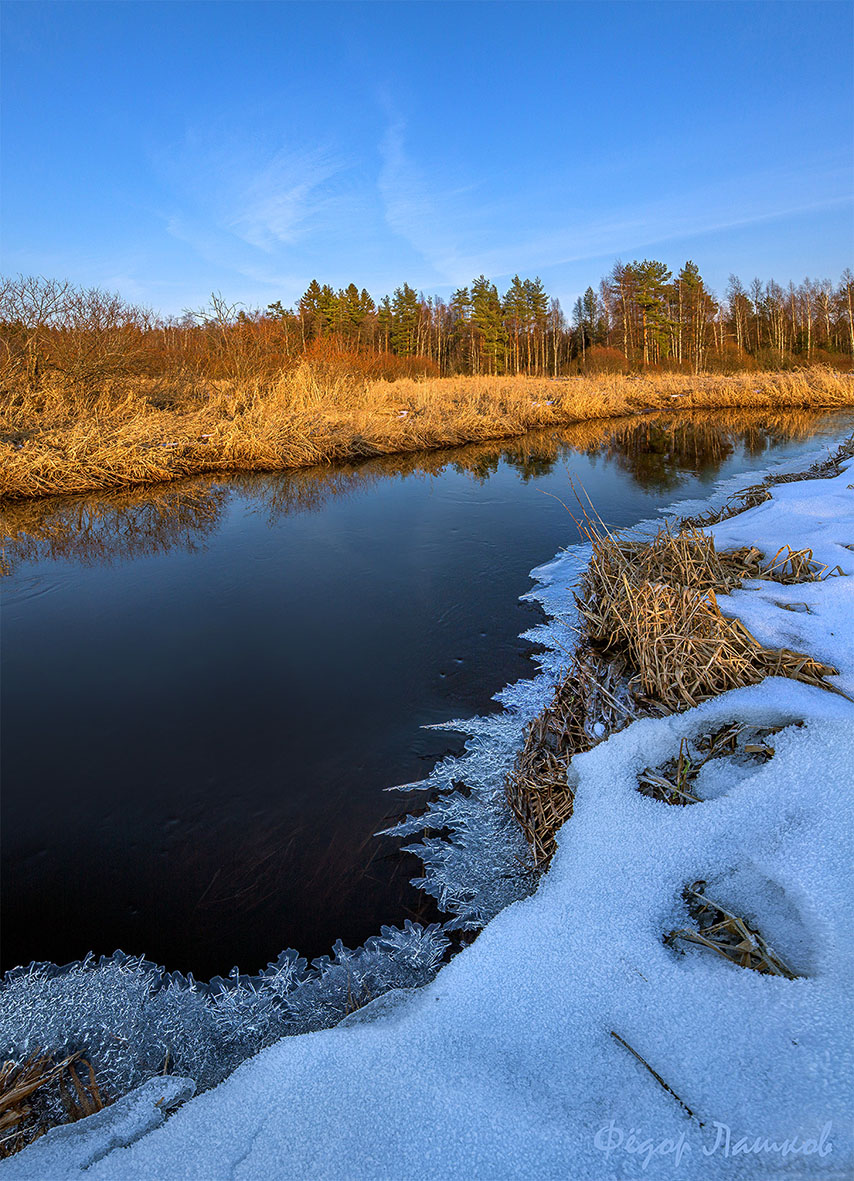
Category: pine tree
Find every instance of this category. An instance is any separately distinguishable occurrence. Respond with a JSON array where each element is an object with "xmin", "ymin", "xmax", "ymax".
[
  {"xmin": 377, "ymin": 295, "xmax": 393, "ymax": 353},
  {"xmin": 523, "ymin": 277, "xmax": 549, "ymax": 374},
  {"xmin": 502, "ymin": 276, "xmax": 528, "ymax": 374},
  {"xmin": 298, "ymin": 279, "xmax": 323, "ymax": 343},
  {"xmin": 471, "ymin": 275, "xmax": 505, "ymax": 374},
  {"xmin": 677, "ymin": 261, "xmax": 713, "ymax": 373},
  {"xmin": 633, "ymin": 260, "xmax": 672, "ymax": 364},
  {"xmin": 450, "ymin": 286, "xmax": 473, "ymax": 371},
  {"xmin": 391, "ymin": 284, "xmax": 419, "ymax": 356},
  {"xmin": 317, "ymin": 284, "xmax": 338, "ymax": 338}
]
